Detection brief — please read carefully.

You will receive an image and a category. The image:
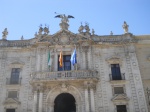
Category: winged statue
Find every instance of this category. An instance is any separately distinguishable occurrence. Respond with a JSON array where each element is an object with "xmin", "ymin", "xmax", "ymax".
[{"xmin": 55, "ymin": 14, "xmax": 74, "ymax": 23}]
